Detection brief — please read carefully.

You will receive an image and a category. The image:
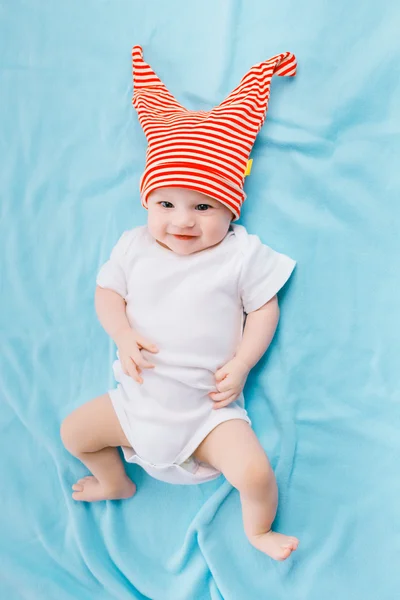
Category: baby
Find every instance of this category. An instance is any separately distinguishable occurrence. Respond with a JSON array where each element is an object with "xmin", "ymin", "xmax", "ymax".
[{"xmin": 61, "ymin": 47, "xmax": 299, "ymax": 561}]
